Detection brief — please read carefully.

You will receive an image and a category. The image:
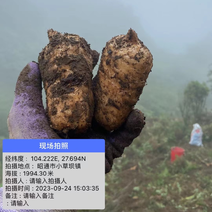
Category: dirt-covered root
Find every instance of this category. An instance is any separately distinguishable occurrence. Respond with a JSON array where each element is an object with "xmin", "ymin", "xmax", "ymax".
[
  {"xmin": 38, "ymin": 29, "xmax": 99, "ymax": 134},
  {"xmin": 93, "ymin": 28, "xmax": 153, "ymax": 131}
]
